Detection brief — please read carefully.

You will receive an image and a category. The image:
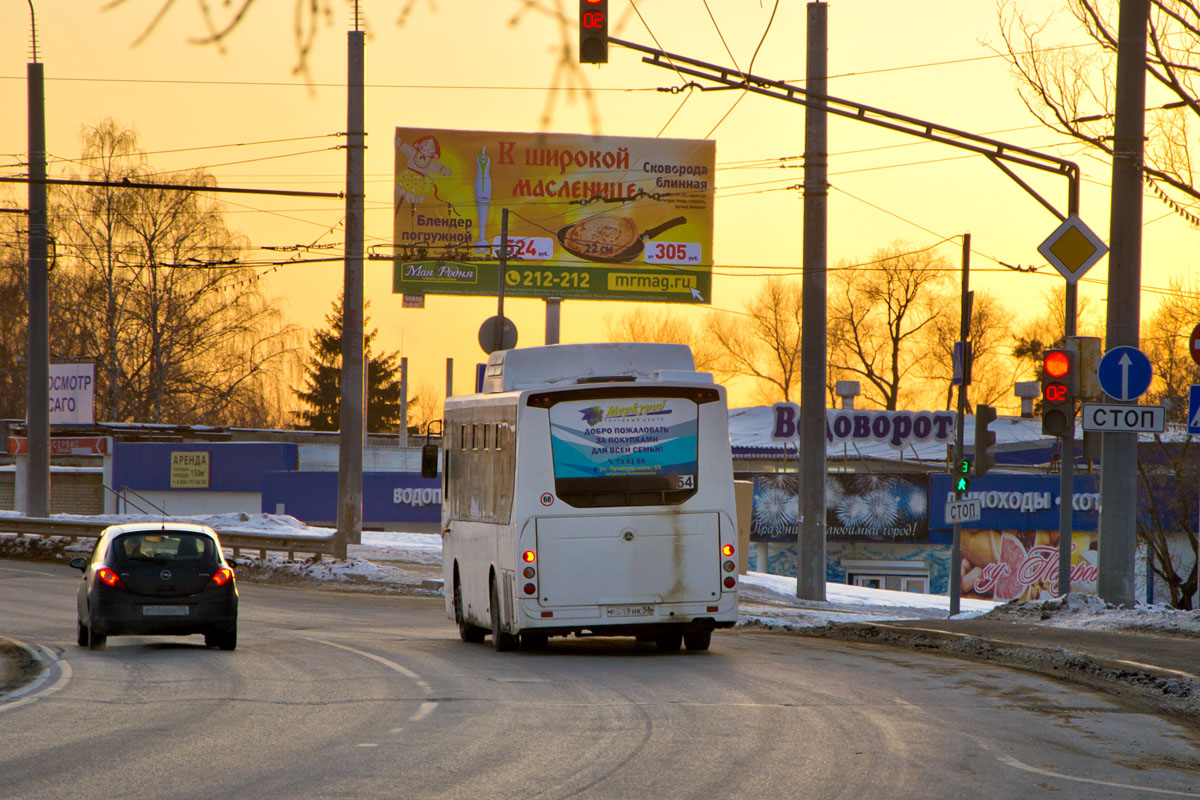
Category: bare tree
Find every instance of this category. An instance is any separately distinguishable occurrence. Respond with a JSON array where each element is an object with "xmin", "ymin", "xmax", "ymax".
[
  {"xmin": 1141, "ymin": 275, "xmax": 1200, "ymax": 422},
  {"xmin": 106, "ymin": 0, "xmax": 612, "ymax": 131},
  {"xmin": 999, "ymin": 0, "xmax": 1200, "ymax": 226},
  {"xmin": 1137, "ymin": 439, "xmax": 1199, "ymax": 609},
  {"xmin": 920, "ymin": 290, "xmax": 1018, "ymax": 411},
  {"xmin": 827, "ymin": 242, "xmax": 953, "ymax": 410},
  {"xmin": 51, "ymin": 121, "xmax": 301, "ymax": 427},
  {"xmin": 603, "ymin": 307, "xmax": 720, "ymax": 372},
  {"xmin": 1010, "ymin": 284, "xmax": 1105, "ymax": 383},
  {"xmin": 704, "ymin": 278, "xmax": 802, "ymax": 403}
]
